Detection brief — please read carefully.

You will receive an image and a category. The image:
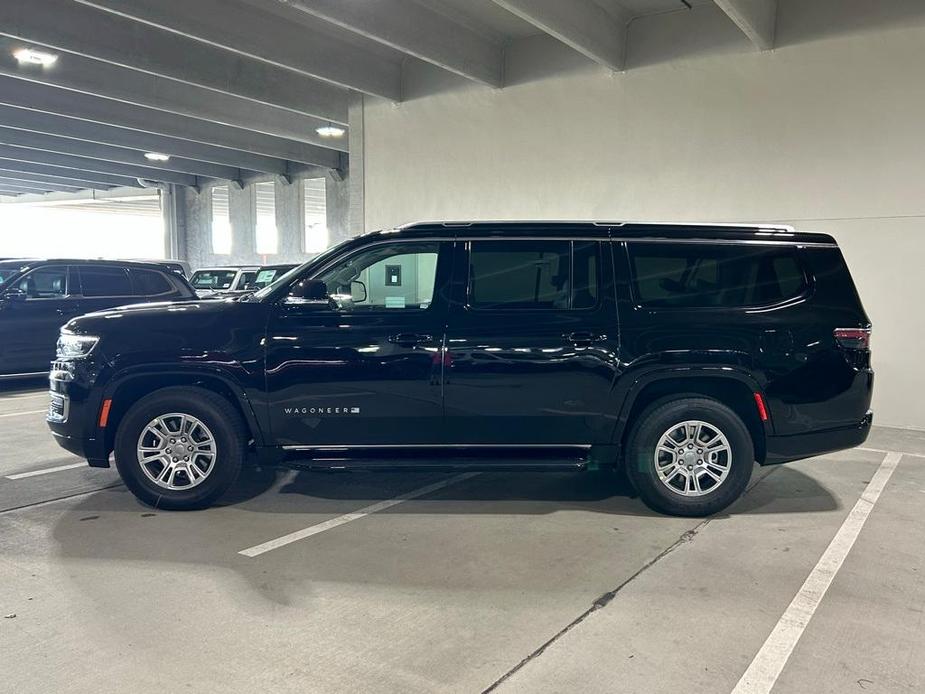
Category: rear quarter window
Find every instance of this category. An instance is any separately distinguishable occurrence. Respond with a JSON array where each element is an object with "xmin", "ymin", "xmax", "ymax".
[
  {"xmin": 130, "ymin": 268, "xmax": 173, "ymax": 296},
  {"xmin": 628, "ymin": 243, "xmax": 807, "ymax": 308}
]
